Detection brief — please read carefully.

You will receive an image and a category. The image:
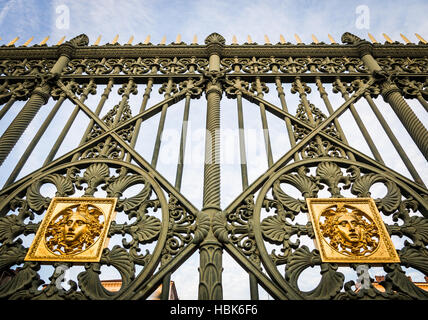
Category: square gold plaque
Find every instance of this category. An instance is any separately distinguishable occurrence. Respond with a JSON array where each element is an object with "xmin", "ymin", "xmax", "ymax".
[
  {"xmin": 306, "ymin": 198, "xmax": 399, "ymax": 264},
  {"xmin": 25, "ymin": 197, "xmax": 117, "ymax": 263}
]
